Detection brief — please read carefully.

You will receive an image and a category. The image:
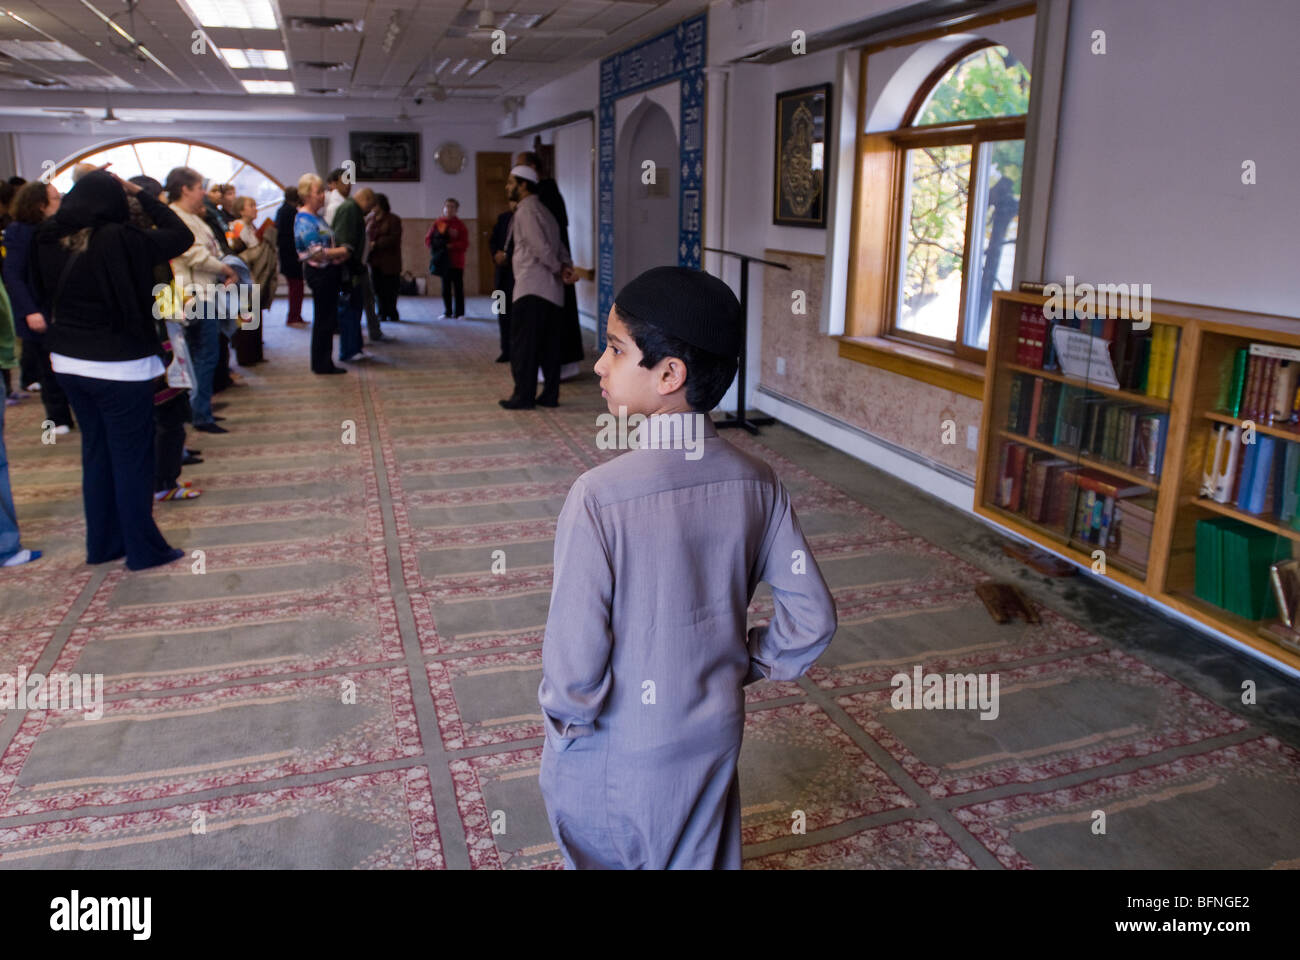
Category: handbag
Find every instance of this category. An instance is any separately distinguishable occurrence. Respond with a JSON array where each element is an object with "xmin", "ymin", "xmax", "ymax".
[
  {"xmin": 427, "ymin": 226, "xmax": 450, "ymax": 276},
  {"xmin": 398, "ymin": 271, "xmax": 418, "ymax": 296},
  {"xmin": 164, "ymin": 321, "xmax": 194, "ymax": 390}
]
